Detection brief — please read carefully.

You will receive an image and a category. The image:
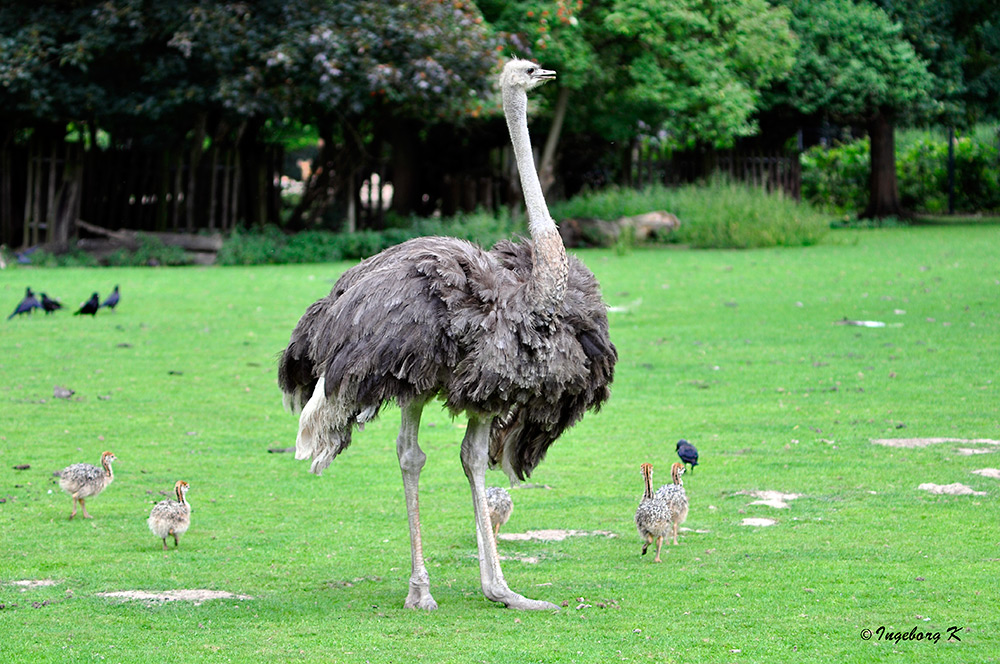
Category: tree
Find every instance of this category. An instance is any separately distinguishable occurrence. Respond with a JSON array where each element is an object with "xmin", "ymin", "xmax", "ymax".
[
  {"xmin": 482, "ymin": 0, "xmax": 797, "ymax": 192},
  {"xmin": 0, "ymin": 1, "xmax": 501, "ymax": 244},
  {"xmin": 770, "ymin": 0, "xmax": 935, "ymax": 218},
  {"xmin": 874, "ymin": 0, "xmax": 1000, "ymax": 126},
  {"xmin": 604, "ymin": 0, "xmax": 796, "ymax": 149}
]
